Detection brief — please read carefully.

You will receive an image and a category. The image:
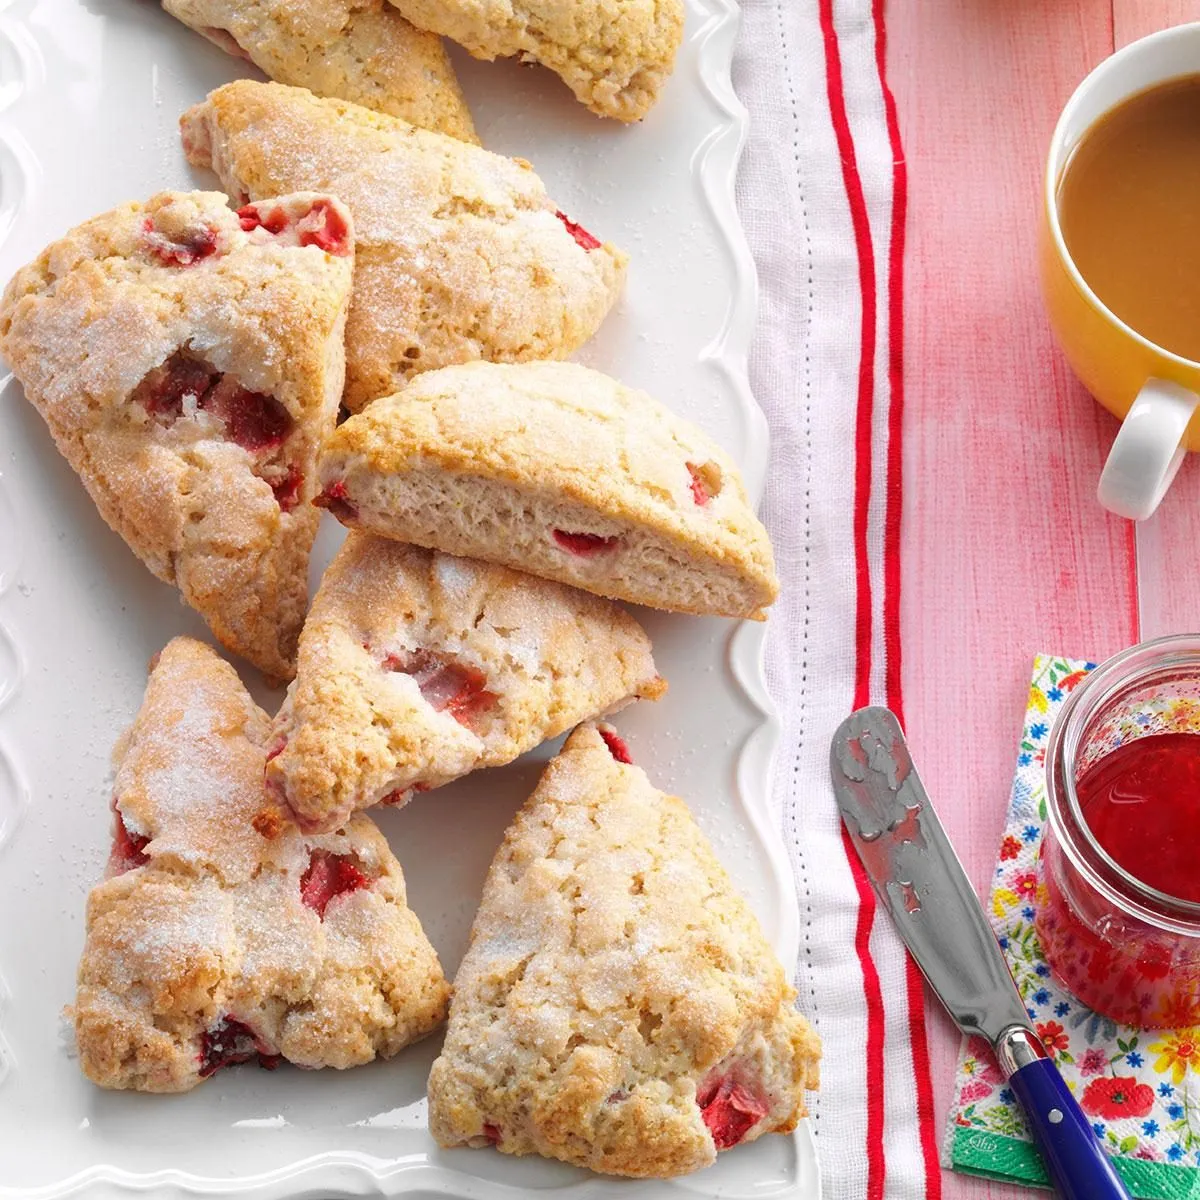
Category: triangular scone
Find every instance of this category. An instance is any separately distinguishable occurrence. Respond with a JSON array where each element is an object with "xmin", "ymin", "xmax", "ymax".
[
  {"xmin": 316, "ymin": 361, "xmax": 780, "ymax": 620},
  {"xmin": 162, "ymin": 0, "xmax": 478, "ymax": 142},
  {"xmin": 265, "ymin": 533, "xmax": 665, "ymax": 832},
  {"xmin": 387, "ymin": 0, "xmax": 684, "ymax": 122},
  {"xmin": 0, "ymin": 191, "xmax": 355, "ymax": 680},
  {"xmin": 74, "ymin": 638, "xmax": 449, "ymax": 1093},
  {"xmin": 181, "ymin": 81, "xmax": 626, "ymax": 412},
  {"xmin": 428, "ymin": 722, "xmax": 820, "ymax": 1177}
]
